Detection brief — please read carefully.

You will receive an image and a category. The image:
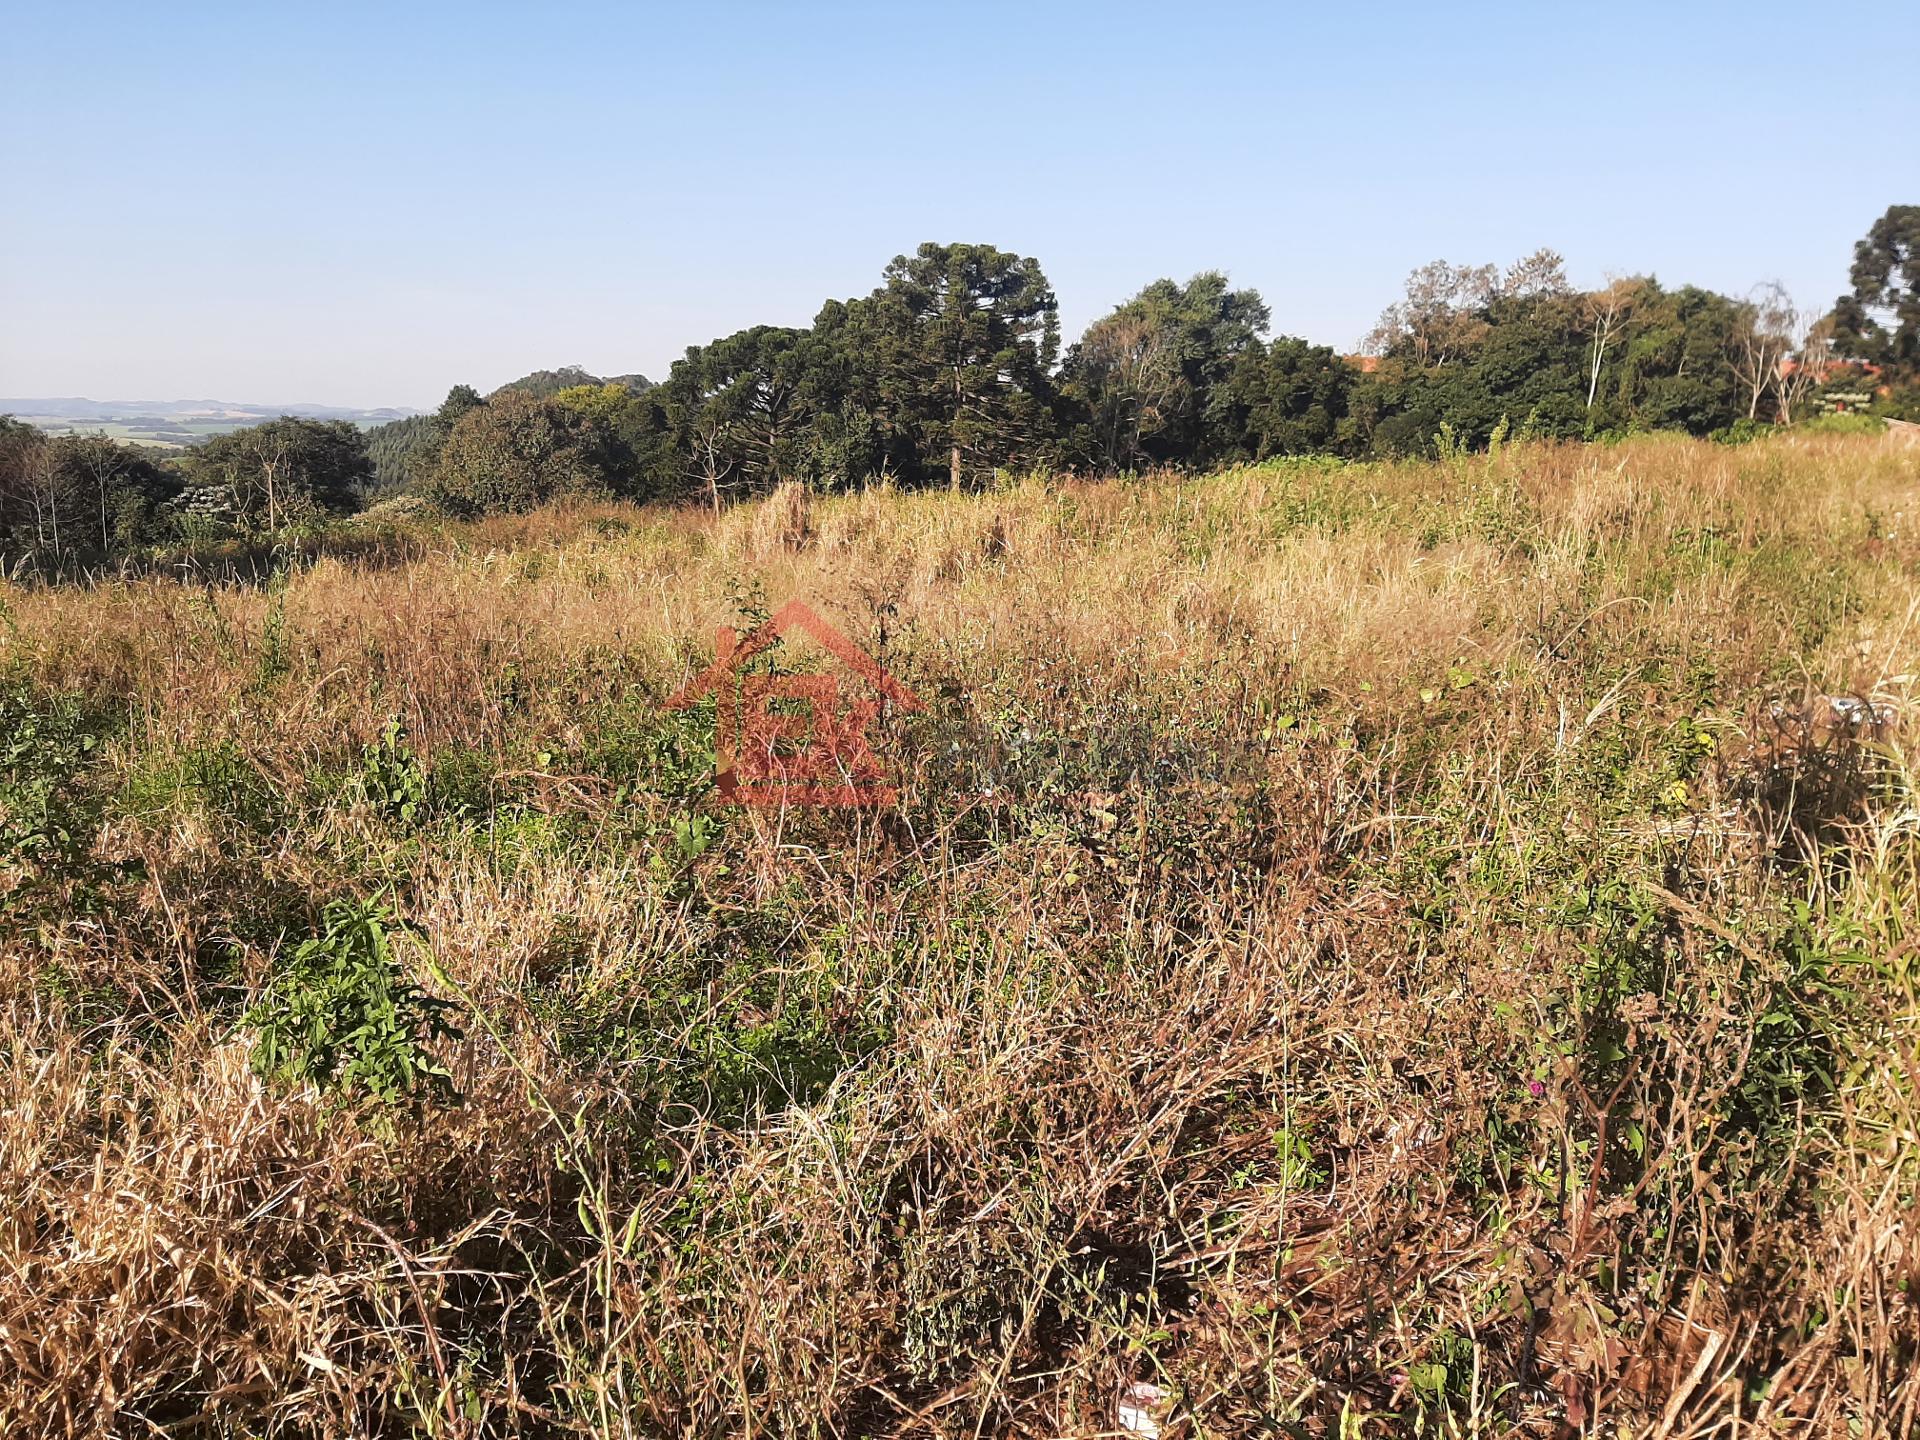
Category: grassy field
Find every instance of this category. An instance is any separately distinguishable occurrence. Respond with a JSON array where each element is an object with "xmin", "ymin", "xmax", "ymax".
[
  {"xmin": 14, "ymin": 416, "xmax": 389, "ymax": 450},
  {"xmin": 0, "ymin": 432, "xmax": 1915, "ymax": 1437},
  {"xmin": 13, "ymin": 418, "xmax": 199, "ymax": 450}
]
